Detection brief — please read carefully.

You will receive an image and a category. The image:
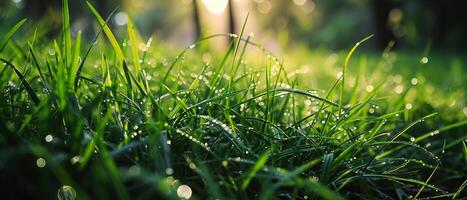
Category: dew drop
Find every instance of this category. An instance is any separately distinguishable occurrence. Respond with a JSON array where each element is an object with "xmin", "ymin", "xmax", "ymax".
[
  {"xmin": 177, "ymin": 184, "xmax": 192, "ymax": 199},
  {"xmin": 45, "ymin": 134, "xmax": 53, "ymax": 142},
  {"xmin": 57, "ymin": 185, "xmax": 76, "ymax": 200},
  {"xmin": 36, "ymin": 158, "xmax": 46, "ymax": 168},
  {"xmin": 165, "ymin": 167, "xmax": 174, "ymax": 175},
  {"xmin": 70, "ymin": 156, "xmax": 81, "ymax": 165},
  {"xmin": 420, "ymin": 56, "xmax": 429, "ymax": 64},
  {"xmin": 405, "ymin": 103, "xmax": 412, "ymax": 110}
]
